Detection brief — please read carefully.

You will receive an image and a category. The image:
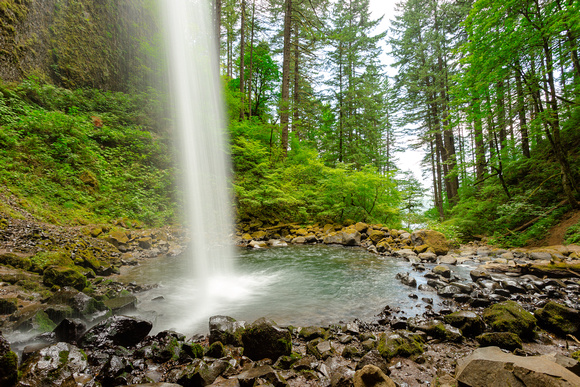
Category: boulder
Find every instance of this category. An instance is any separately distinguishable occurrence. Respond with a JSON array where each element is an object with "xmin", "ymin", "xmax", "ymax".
[
  {"xmin": 357, "ymin": 350, "xmax": 390, "ymax": 376},
  {"xmin": 476, "ymin": 332, "xmax": 523, "ymax": 351},
  {"xmin": 18, "ymin": 342, "xmax": 93, "ymax": 386},
  {"xmin": 106, "ymin": 230, "xmax": 130, "ymax": 247},
  {"xmin": 353, "ymin": 365, "xmax": 396, "ymax": 387},
  {"xmin": 444, "ymin": 311, "xmax": 485, "ymax": 337},
  {"xmin": 137, "ymin": 237, "xmax": 153, "ymax": 249},
  {"xmin": 48, "ymin": 288, "xmax": 108, "ymax": 320},
  {"xmin": 0, "ymin": 298, "xmax": 18, "ymax": 315},
  {"xmin": 395, "ymin": 272, "xmax": 417, "ymax": 287},
  {"xmin": 456, "ymin": 346, "xmax": 580, "ymax": 386},
  {"xmin": 236, "ymin": 365, "xmax": 285, "ymax": 386},
  {"xmin": 209, "ymin": 315, "xmax": 246, "ymax": 346},
  {"xmin": 43, "ymin": 265, "xmax": 87, "ymax": 291},
  {"xmin": 0, "ymin": 333, "xmax": 18, "ymax": 386},
  {"xmin": 79, "ymin": 315, "xmax": 152, "ymax": 348},
  {"xmin": 410, "ymin": 230, "xmax": 450, "ymax": 255},
  {"xmin": 433, "ymin": 265, "xmax": 451, "ymax": 278},
  {"xmin": 535, "ymin": 301, "xmax": 580, "ymax": 337},
  {"xmin": 53, "ymin": 318, "xmax": 87, "ymax": 343},
  {"xmin": 103, "ymin": 295, "xmax": 138, "ymax": 314},
  {"xmin": 268, "ymin": 239, "xmax": 288, "ymax": 247},
  {"xmin": 299, "ymin": 326, "xmax": 327, "ymax": 341},
  {"xmin": 323, "ymin": 233, "xmax": 343, "ymax": 245},
  {"xmin": 470, "ymin": 269, "xmax": 492, "ymax": 282},
  {"xmin": 0, "ymin": 252, "xmax": 32, "ymax": 270},
  {"xmin": 482, "ymin": 301, "xmax": 537, "ymax": 340},
  {"xmin": 377, "ymin": 330, "xmax": 424, "ymax": 361},
  {"xmin": 241, "ymin": 318, "xmax": 292, "ymax": 361},
  {"xmin": 368, "ymin": 229, "xmax": 386, "ymax": 244},
  {"xmin": 354, "ymin": 222, "xmax": 369, "ymax": 233},
  {"xmin": 341, "ymin": 228, "xmax": 362, "ymax": 246}
]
